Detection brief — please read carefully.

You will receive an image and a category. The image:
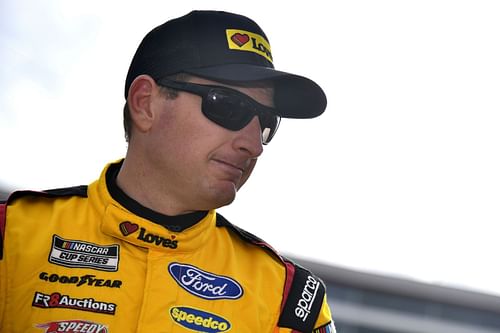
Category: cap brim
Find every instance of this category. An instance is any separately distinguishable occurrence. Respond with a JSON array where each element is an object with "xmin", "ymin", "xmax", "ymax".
[{"xmin": 185, "ymin": 64, "xmax": 327, "ymax": 119}]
